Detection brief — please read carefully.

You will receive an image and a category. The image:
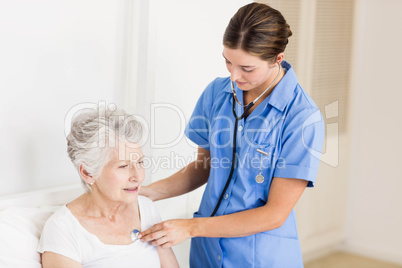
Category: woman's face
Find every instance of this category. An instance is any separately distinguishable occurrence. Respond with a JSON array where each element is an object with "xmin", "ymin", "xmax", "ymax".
[
  {"xmin": 93, "ymin": 142, "xmax": 145, "ymax": 204},
  {"xmin": 223, "ymin": 47, "xmax": 278, "ymax": 93}
]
